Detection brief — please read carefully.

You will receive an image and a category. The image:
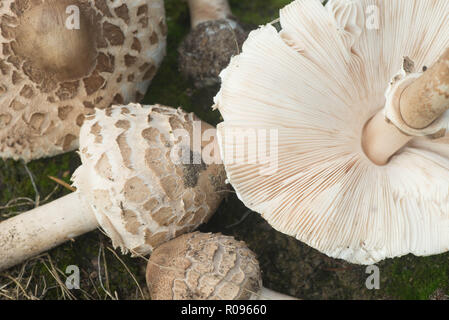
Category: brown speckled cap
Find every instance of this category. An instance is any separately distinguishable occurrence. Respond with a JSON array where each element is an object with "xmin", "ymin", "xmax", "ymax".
[
  {"xmin": 178, "ymin": 0, "xmax": 248, "ymax": 88},
  {"xmin": 0, "ymin": 0, "xmax": 166, "ymax": 162},
  {"xmin": 146, "ymin": 232, "xmax": 262, "ymax": 300},
  {"xmin": 178, "ymin": 18, "xmax": 248, "ymax": 88},
  {"xmin": 72, "ymin": 104, "xmax": 228, "ymax": 255}
]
